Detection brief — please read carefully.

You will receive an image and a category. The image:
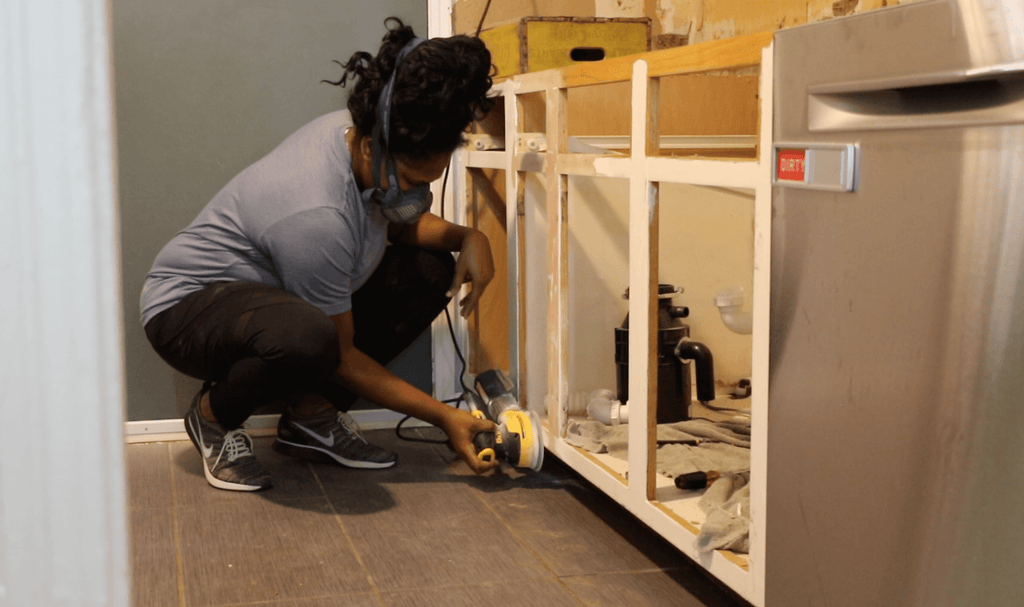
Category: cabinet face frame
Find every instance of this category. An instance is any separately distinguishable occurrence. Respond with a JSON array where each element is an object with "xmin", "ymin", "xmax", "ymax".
[{"xmin": 455, "ymin": 33, "xmax": 774, "ymax": 607}]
